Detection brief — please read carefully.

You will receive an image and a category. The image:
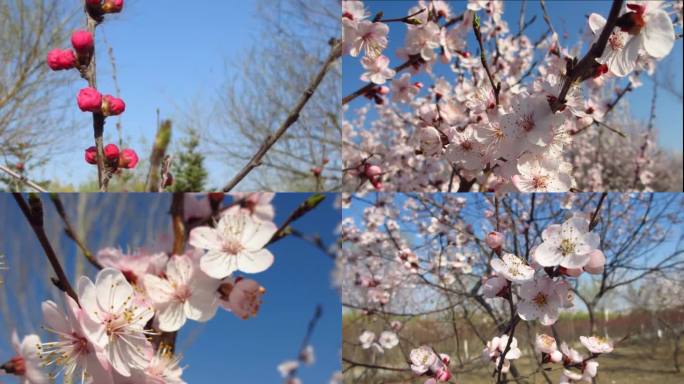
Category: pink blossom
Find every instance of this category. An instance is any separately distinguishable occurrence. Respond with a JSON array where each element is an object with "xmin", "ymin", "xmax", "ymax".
[
  {"xmin": 118, "ymin": 148, "xmax": 139, "ymax": 169},
  {"xmin": 348, "ymin": 21, "xmax": 389, "ymax": 58},
  {"xmin": 485, "ymin": 231, "xmax": 504, "ymax": 250},
  {"xmin": 102, "ymin": 95, "xmax": 126, "ymax": 116},
  {"xmin": 482, "ymin": 335, "xmax": 521, "ymax": 374},
  {"xmin": 1, "ymin": 331, "xmax": 47, "ymax": 384},
  {"xmin": 517, "ymin": 276, "xmax": 562, "ymax": 325},
  {"xmin": 143, "ymin": 255, "xmax": 219, "ymax": 332},
  {"xmin": 71, "ymin": 30, "xmax": 94, "ymax": 53},
  {"xmin": 409, "ymin": 346, "xmax": 452, "ymax": 382},
  {"xmin": 77, "ymin": 268, "xmax": 154, "ymax": 377},
  {"xmin": 96, "ymin": 247, "xmax": 168, "ymax": 284},
  {"xmin": 535, "ymin": 333, "xmax": 563, "ymax": 363},
  {"xmin": 225, "ymin": 192, "xmax": 275, "ymax": 222},
  {"xmin": 84, "ymin": 146, "xmax": 97, "ymax": 164},
  {"xmin": 580, "ymin": 336, "xmax": 614, "ymax": 354},
  {"xmin": 39, "ymin": 295, "xmax": 113, "ymax": 383},
  {"xmin": 490, "ymin": 253, "xmax": 534, "ymax": 283},
  {"xmin": 46, "ymin": 49, "xmax": 76, "ymax": 70},
  {"xmin": 104, "ymin": 143, "xmax": 119, "ymax": 162},
  {"xmin": 218, "ymin": 277, "xmax": 265, "ymax": 320},
  {"xmin": 482, "ymin": 275, "xmax": 508, "ymax": 298},
  {"xmin": 77, "ymin": 87, "xmax": 102, "ymax": 112},
  {"xmin": 583, "ymin": 249, "xmax": 606, "ymax": 274},
  {"xmin": 103, "ymin": 0, "xmax": 124, "ymax": 13},
  {"xmin": 360, "ymin": 55, "xmax": 396, "ymax": 85},
  {"xmin": 189, "ymin": 213, "xmax": 277, "ymax": 279},
  {"xmin": 534, "ymin": 214, "xmax": 600, "ymax": 269}
]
